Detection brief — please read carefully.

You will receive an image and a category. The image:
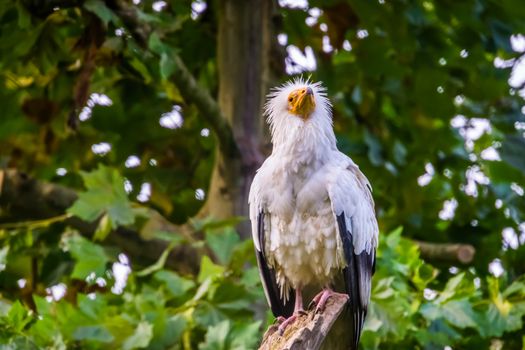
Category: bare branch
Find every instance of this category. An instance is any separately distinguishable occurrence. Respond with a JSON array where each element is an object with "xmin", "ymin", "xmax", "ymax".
[
  {"xmin": 415, "ymin": 241, "xmax": 475, "ymax": 264},
  {"xmin": 170, "ymin": 54, "xmax": 238, "ymax": 157}
]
